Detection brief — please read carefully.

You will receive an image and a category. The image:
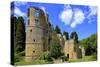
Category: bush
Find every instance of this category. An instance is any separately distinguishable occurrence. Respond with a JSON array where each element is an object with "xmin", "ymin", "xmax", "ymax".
[
  {"xmin": 49, "ymin": 34, "xmax": 62, "ymax": 59},
  {"xmin": 39, "ymin": 51, "xmax": 53, "ymax": 62},
  {"xmin": 14, "ymin": 53, "xmax": 20, "ymax": 62},
  {"xmin": 14, "ymin": 51, "xmax": 25, "ymax": 63},
  {"xmin": 61, "ymin": 56, "xmax": 68, "ymax": 62}
]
